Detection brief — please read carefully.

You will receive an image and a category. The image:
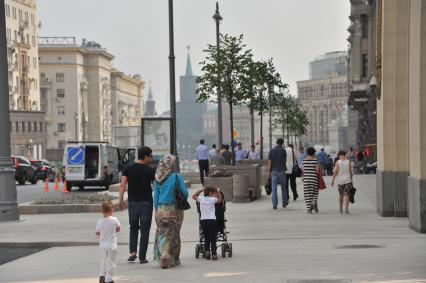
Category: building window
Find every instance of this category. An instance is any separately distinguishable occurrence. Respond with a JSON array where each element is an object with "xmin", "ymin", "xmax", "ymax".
[
  {"xmin": 26, "ymin": 34, "xmax": 29, "ymax": 45},
  {"xmin": 56, "ymin": 89, "xmax": 65, "ymax": 98},
  {"xmin": 39, "ymin": 122, "xmax": 43, "ymax": 132},
  {"xmin": 57, "ymin": 106, "xmax": 65, "ymax": 115},
  {"xmin": 58, "ymin": 123, "xmax": 66, "ymax": 133},
  {"xmin": 14, "ymin": 30, "xmax": 17, "ymax": 42},
  {"xmin": 58, "ymin": 140, "xmax": 66, "ymax": 149},
  {"xmin": 12, "ymin": 7, "xmax": 16, "ymax": 19},
  {"xmin": 34, "ymin": 121, "xmax": 37, "ymax": 132},
  {"xmin": 361, "ymin": 14, "xmax": 368, "ymax": 39},
  {"xmin": 32, "ymin": 36, "xmax": 35, "ymax": 47},
  {"xmin": 21, "ymin": 121, "xmax": 25, "ymax": 132},
  {"xmin": 362, "ymin": 54, "xmax": 369, "ymax": 79},
  {"xmin": 15, "ymin": 121, "xmax": 19, "ymax": 132},
  {"xmin": 31, "ymin": 14, "xmax": 35, "ymax": 26},
  {"xmin": 28, "ymin": 121, "xmax": 31, "ymax": 132},
  {"xmin": 5, "ymin": 4, "xmax": 10, "ymax": 18},
  {"xmin": 33, "ymin": 57, "xmax": 37, "ymax": 68},
  {"xmin": 18, "ymin": 9, "xmax": 22, "ymax": 21},
  {"xmin": 56, "ymin": 73, "xmax": 65, "ymax": 82},
  {"xmin": 25, "ymin": 11, "xmax": 28, "ymax": 22}
]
